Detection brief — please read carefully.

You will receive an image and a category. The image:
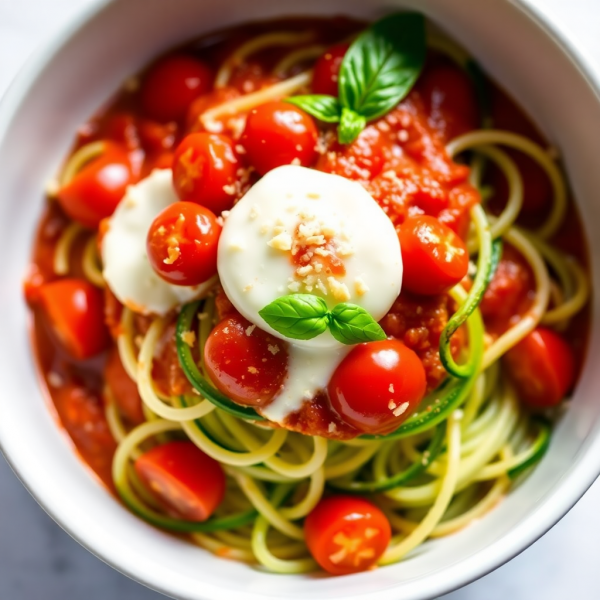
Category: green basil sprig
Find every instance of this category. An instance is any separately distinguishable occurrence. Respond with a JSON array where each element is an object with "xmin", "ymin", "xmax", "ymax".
[
  {"xmin": 258, "ymin": 294, "xmax": 386, "ymax": 345},
  {"xmin": 287, "ymin": 12, "xmax": 426, "ymax": 144}
]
